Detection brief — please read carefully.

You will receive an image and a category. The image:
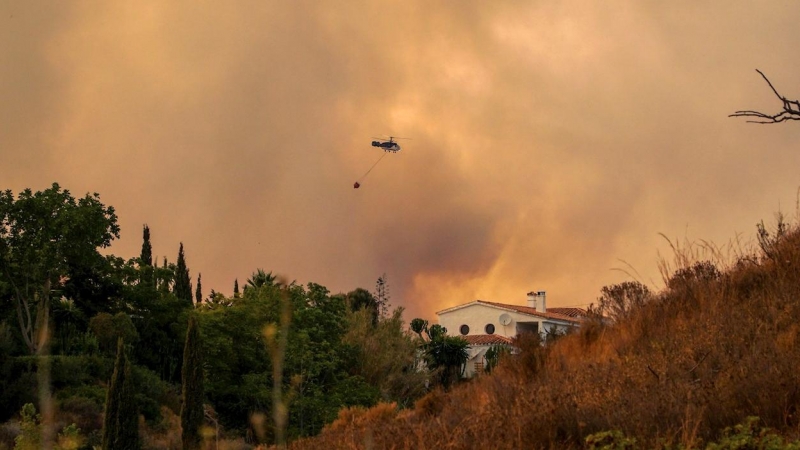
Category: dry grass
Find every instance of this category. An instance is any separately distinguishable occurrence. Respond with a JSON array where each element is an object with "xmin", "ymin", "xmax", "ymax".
[{"xmin": 287, "ymin": 224, "xmax": 800, "ymax": 450}]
